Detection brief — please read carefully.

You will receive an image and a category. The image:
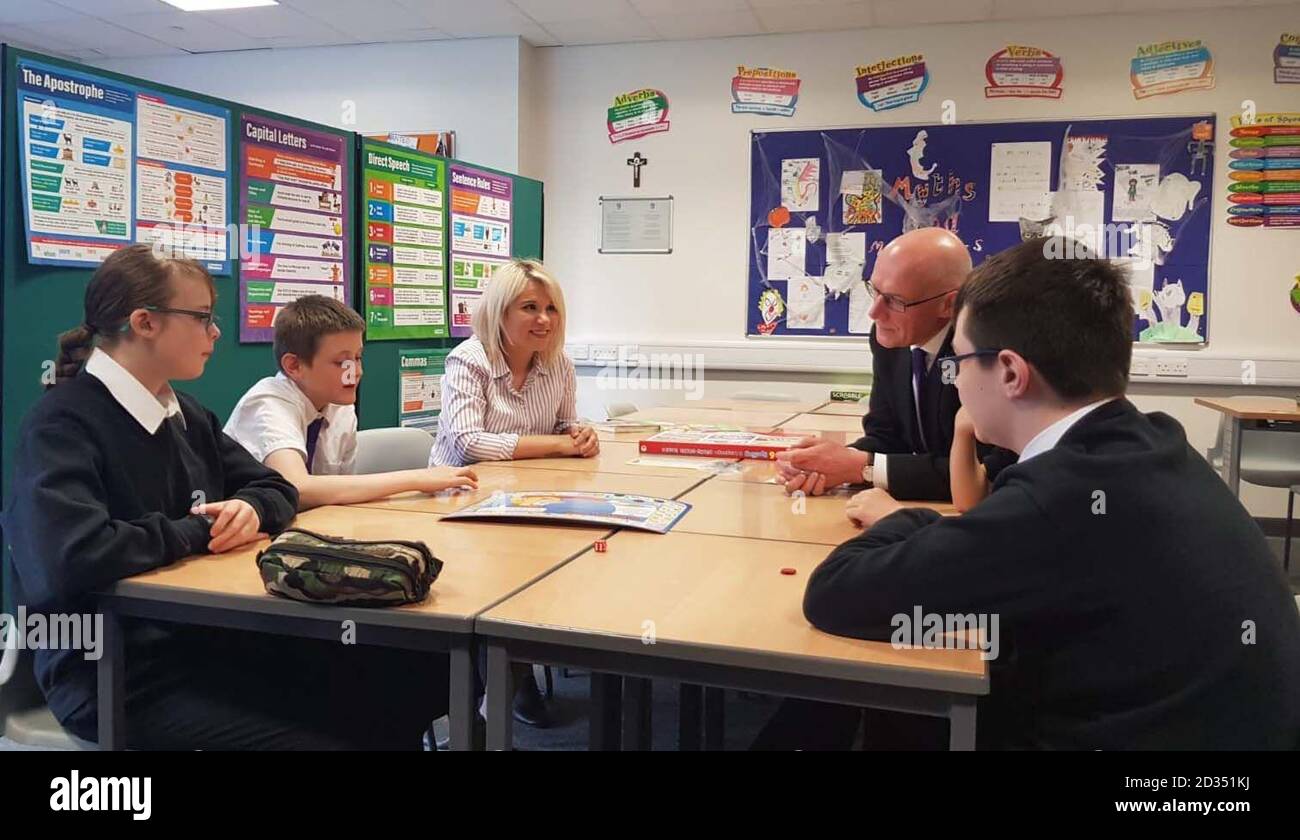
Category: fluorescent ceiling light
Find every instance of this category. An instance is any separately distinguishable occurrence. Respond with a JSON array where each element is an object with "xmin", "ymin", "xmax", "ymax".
[{"xmin": 161, "ymin": 0, "xmax": 279, "ymax": 11}]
